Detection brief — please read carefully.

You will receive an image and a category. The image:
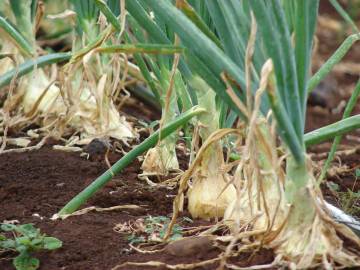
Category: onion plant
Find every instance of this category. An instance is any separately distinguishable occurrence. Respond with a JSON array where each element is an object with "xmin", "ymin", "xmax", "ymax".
[
  {"xmin": 125, "ymin": 14, "xmax": 187, "ymax": 175},
  {"xmin": 59, "ymin": 0, "xmax": 237, "ymax": 218},
  {"xmin": 2, "ymin": 0, "xmax": 360, "ymax": 267},
  {"xmin": 186, "ymin": 77, "xmax": 236, "ymax": 219},
  {"xmin": 124, "ymin": 0, "xmax": 244, "ymax": 220},
  {"xmin": 0, "ymin": 0, "xmax": 185, "ymax": 148},
  {"xmin": 44, "ymin": 0, "xmax": 137, "ymax": 145},
  {"xmin": 139, "ymin": 70, "xmax": 182, "ymax": 175},
  {"xmin": 57, "ymin": 106, "xmax": 205, "ymax": 217},
  {"xmin": 135, "ymin": 0, "xmax": 360, "ymax": 268},
  {"xmin": 91, "ymin": 0, "xmax": 195, "ymax": 175},
  {"xmin": 0, "ymin": 0, "xmax": 66, "ymax": 144},
  {"xmin": 0, "ymin": 0, "xmax": 205, "ymax": 219}
]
